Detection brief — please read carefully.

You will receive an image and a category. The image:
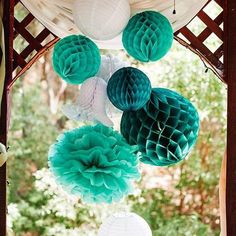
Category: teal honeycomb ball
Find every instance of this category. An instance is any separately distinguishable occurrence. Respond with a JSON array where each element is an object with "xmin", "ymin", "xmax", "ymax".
[
  {"xmin": 107, "ymin": 67, "xmax": 152, "ymax": 111},
  {"xmin": 53, "ymin": 35, "xmax": 101, "ymax": 84},
  {"xmin": 122, "ymin": 11, "xmax": 173, "ymax": 62},
  {"xmin": 120, "ymin": 88, "xmax": 200, "ymax": 166}
]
